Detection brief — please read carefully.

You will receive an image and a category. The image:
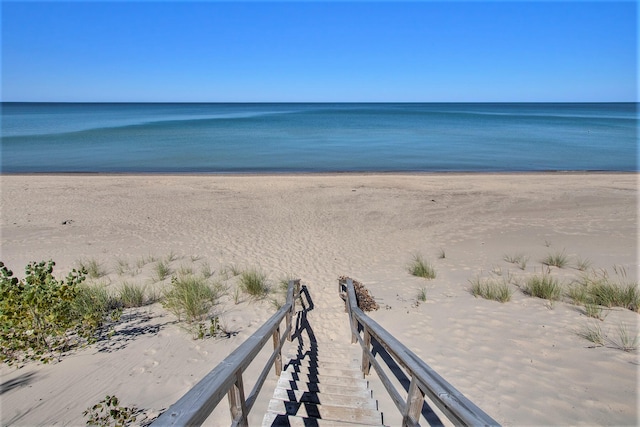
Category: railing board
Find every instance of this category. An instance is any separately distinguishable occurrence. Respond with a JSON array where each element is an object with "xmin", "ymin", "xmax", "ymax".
[
  {"xmin": 343, "ymin": 278, "xmax": 499, "ymax": 427},
  {"xmin": 151, "ymin": 281, "xmax": 300, "ymax": 427}
]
